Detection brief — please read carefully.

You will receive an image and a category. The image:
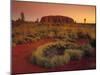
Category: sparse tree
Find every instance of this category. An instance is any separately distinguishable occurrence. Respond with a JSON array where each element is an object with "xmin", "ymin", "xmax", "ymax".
[
  {"xmin": 35, "ymin": 18, "xmax": 39, "ymax": 23},
  {"xmin": 21, "ymin": 12, "xmax": 25, "ymax": 22},
  {"xmin": 84, "ymin": 18, "xmax": 86, "ymax": 23}
]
